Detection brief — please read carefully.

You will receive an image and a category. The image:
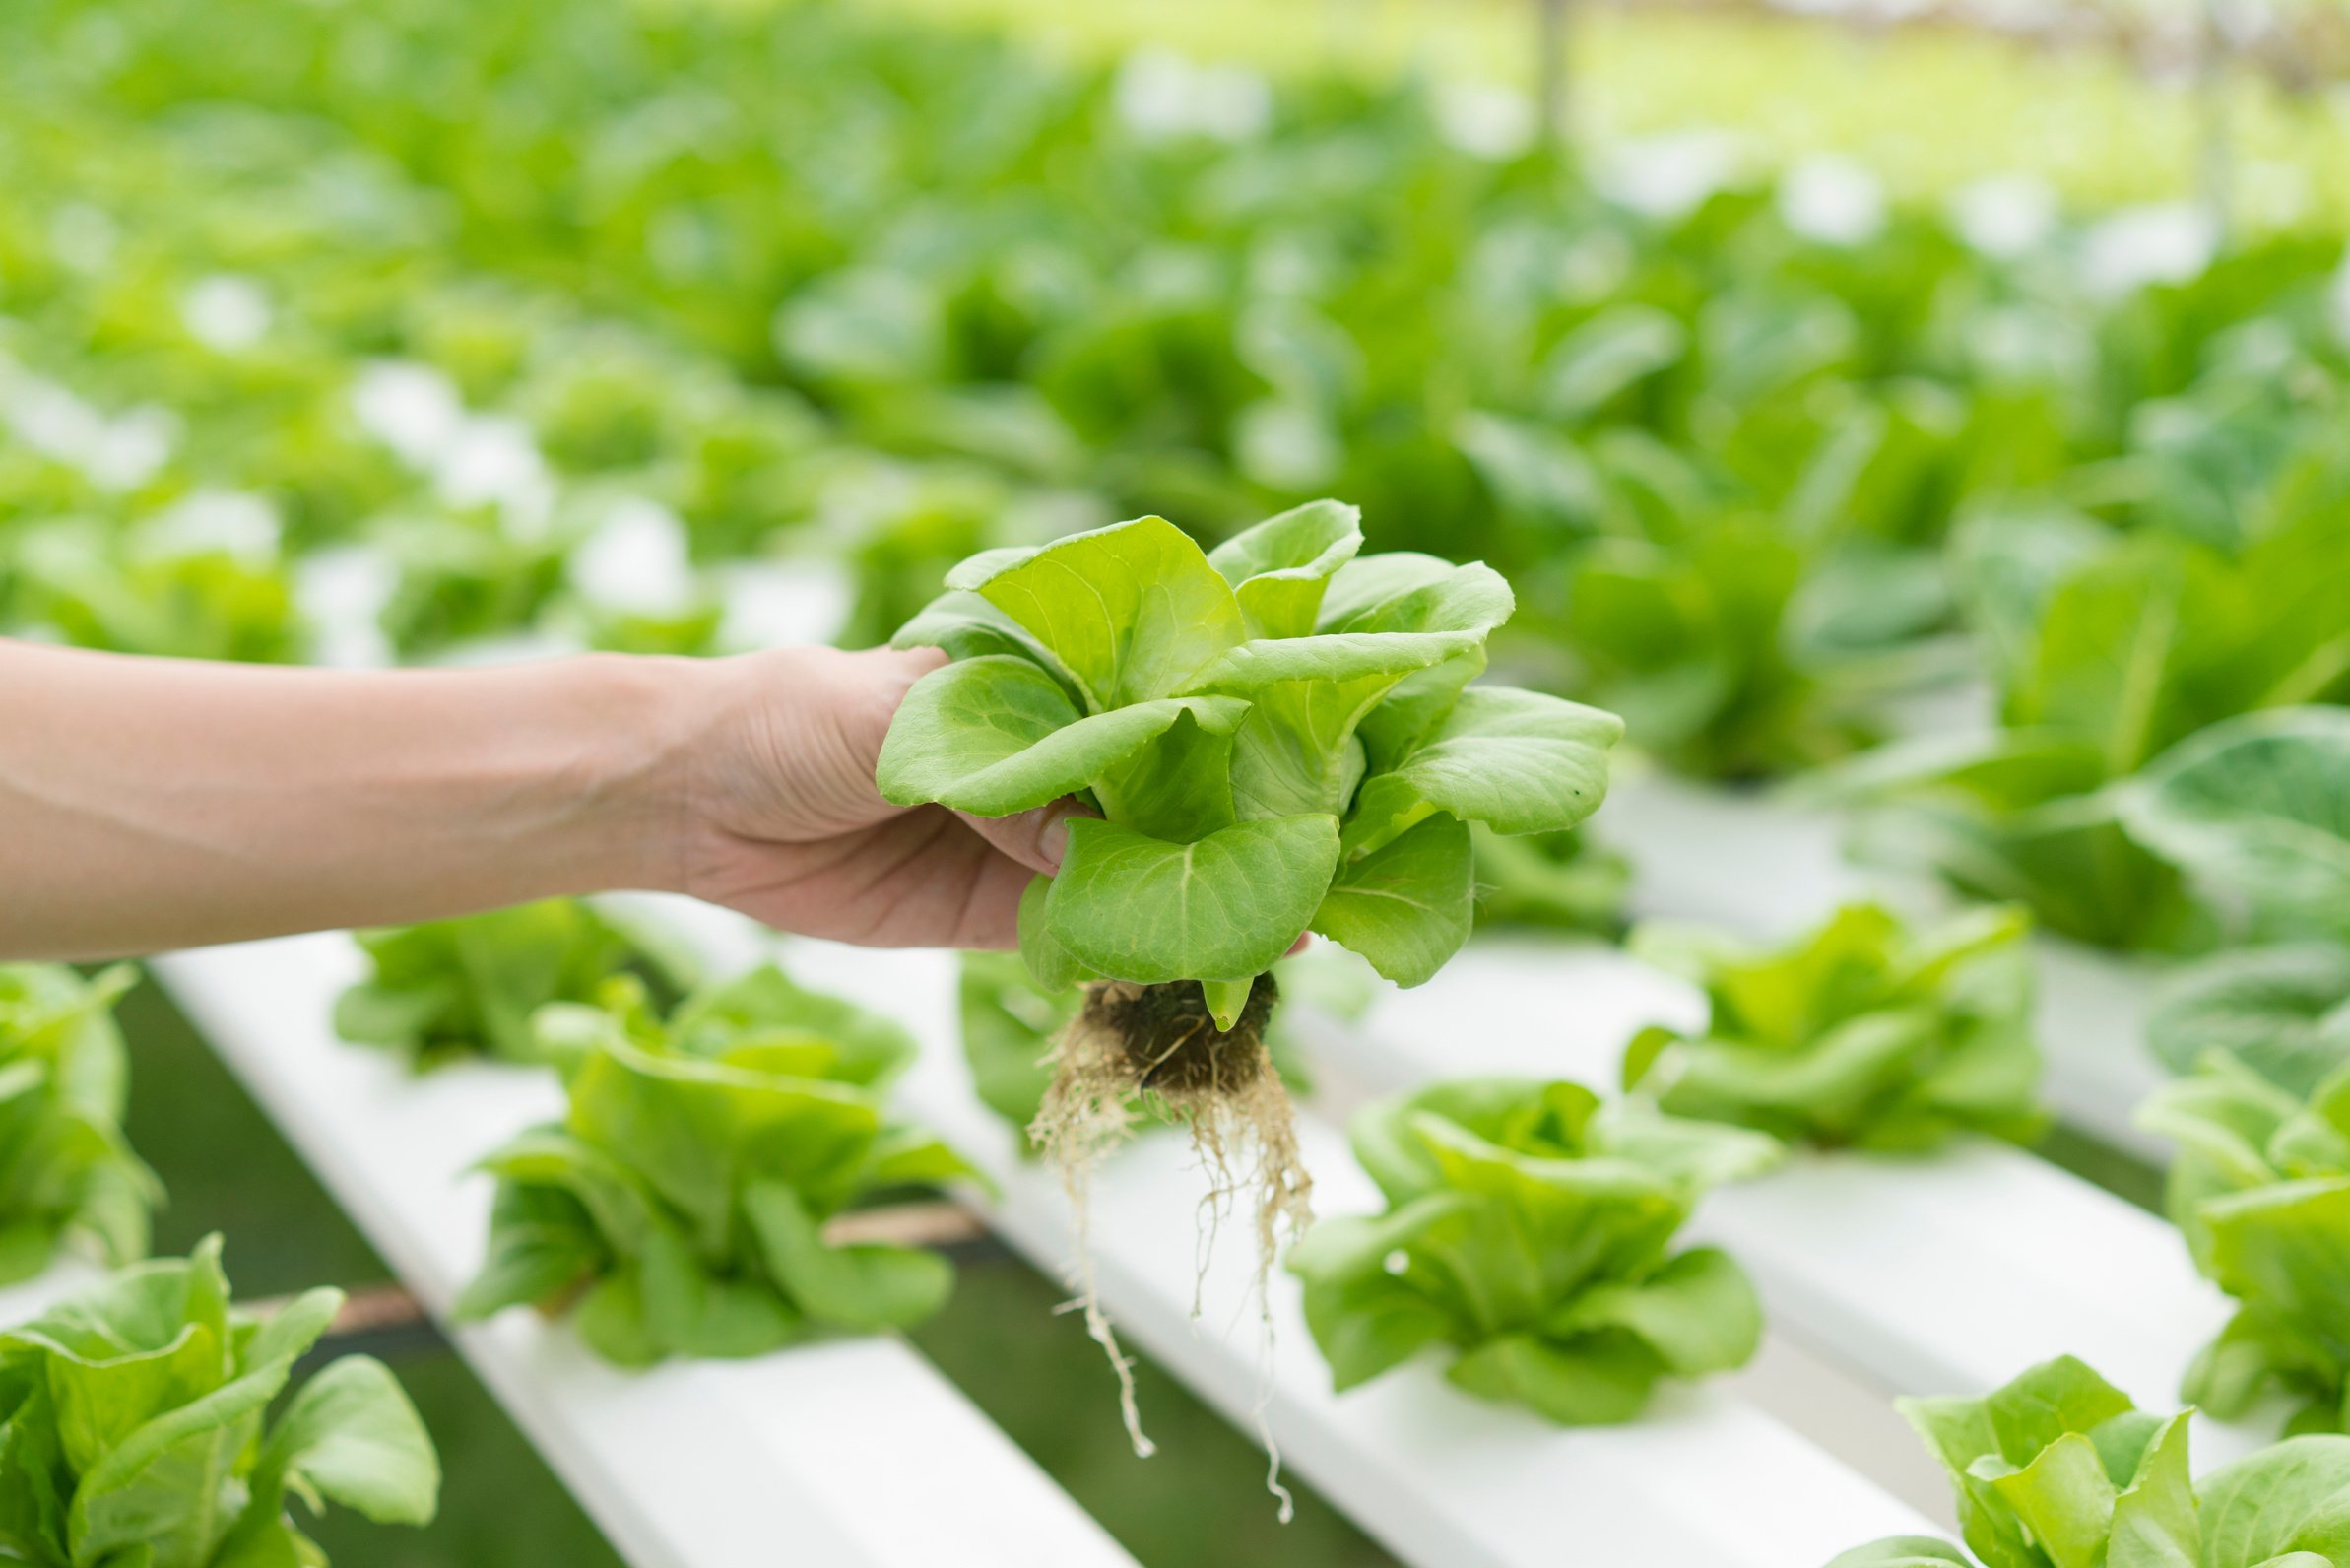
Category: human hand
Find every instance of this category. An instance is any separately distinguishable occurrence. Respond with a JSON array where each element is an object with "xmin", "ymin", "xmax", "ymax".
[{"xmin": 672, "ymin": 644, "xmax": 1074, "ymax": 949}]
